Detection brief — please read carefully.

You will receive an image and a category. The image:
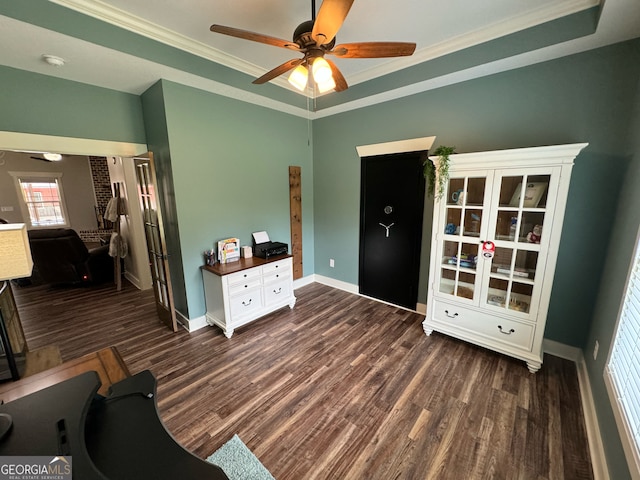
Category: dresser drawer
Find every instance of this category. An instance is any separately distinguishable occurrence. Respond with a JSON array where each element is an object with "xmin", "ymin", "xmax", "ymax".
[
  {"xmin": 228, "ymin": 278, "xmax": 262, "ymax": 296},
  {"xmin": 262, "ymin": 259, "xmax": 290, "ymax": 275},
  {"xmin": 227, "ymin": 267, "xmax": 261, "ymax": 286},
  {"xmin": 264, "ymin": 279, "xmax": 292, "ymax": 306},
  {"xmin": 229, "ymin": 287, "xmax": 263, "ymax": 318},
  {"xmin": 432, "ymin": 300, "xmax": 534, "ymax": 350},
  {"xmin": 263, "ymin": 269, "xmax": 290, "ymax": 285}
]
